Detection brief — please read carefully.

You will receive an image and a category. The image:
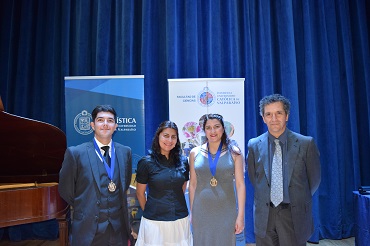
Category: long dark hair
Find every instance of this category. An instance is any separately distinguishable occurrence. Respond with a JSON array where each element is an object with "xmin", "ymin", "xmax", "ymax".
[
  {"xmin": 202, "ymin": 113, "xmax": 241, "ymax": 155},
  {"xmin": 150, "ymin": 121, "xmax": 186, "ymax": 169}
]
